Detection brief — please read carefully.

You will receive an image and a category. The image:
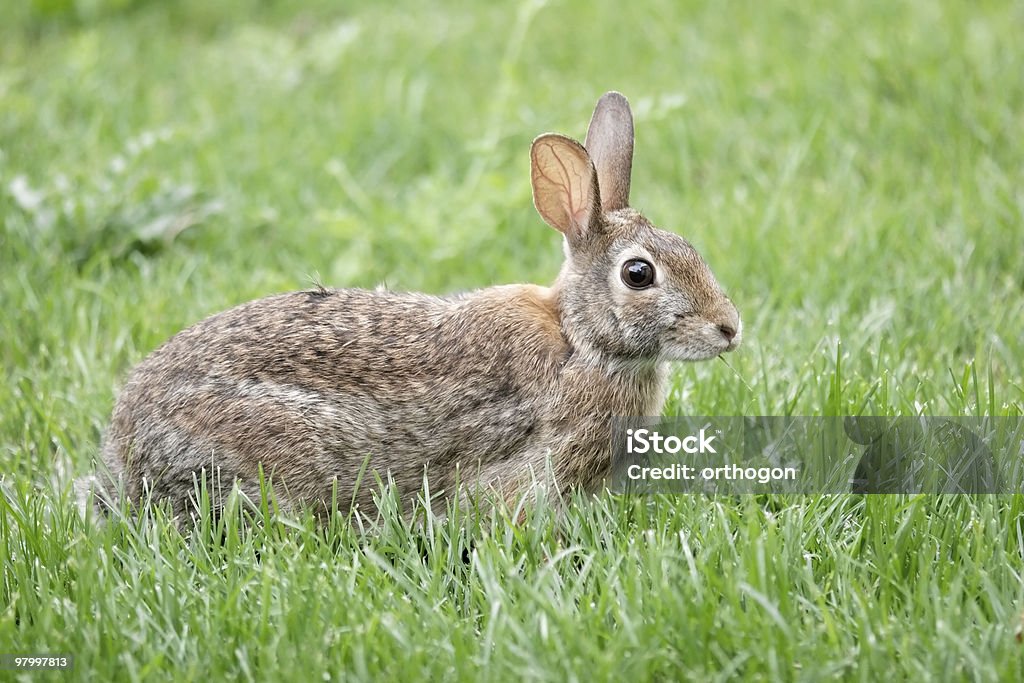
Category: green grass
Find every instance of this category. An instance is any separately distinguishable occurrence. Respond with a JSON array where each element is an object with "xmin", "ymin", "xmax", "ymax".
[{"xmin": 2, "ymin": 0, "xmax": 1024, "ymax": 680}]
